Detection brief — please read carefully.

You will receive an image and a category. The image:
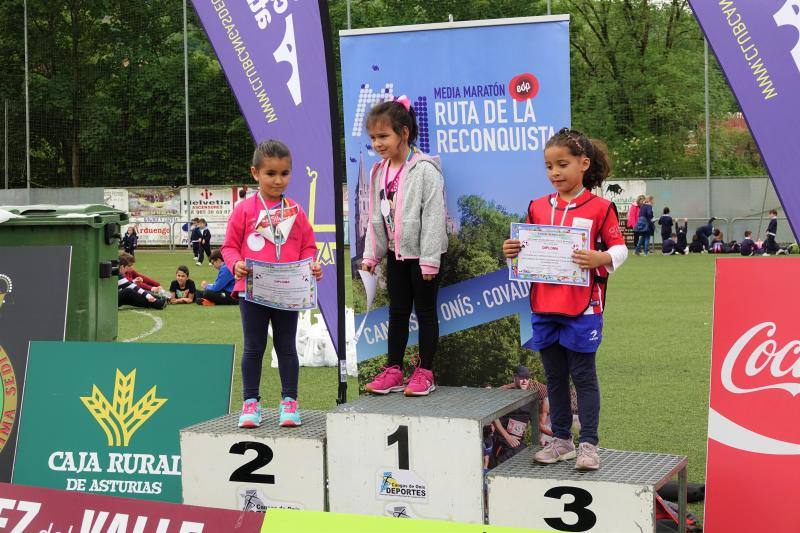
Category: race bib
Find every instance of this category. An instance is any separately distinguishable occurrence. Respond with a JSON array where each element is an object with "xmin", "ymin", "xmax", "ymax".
[{"xmin": 507, "ymin": 418, "xmax": 527, "ymax": 438}]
